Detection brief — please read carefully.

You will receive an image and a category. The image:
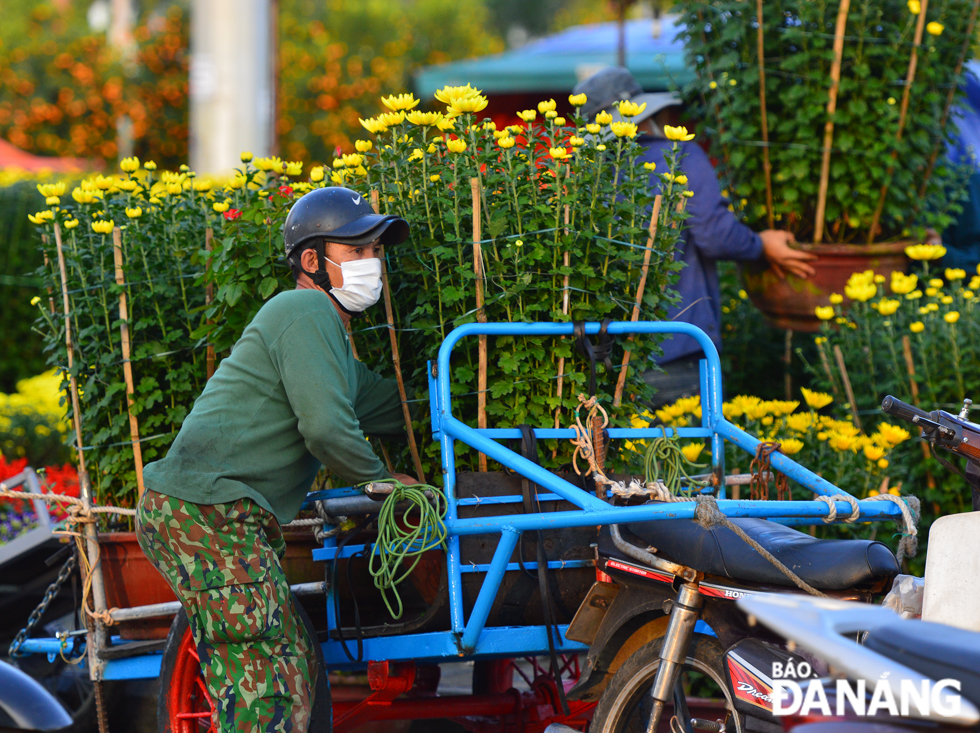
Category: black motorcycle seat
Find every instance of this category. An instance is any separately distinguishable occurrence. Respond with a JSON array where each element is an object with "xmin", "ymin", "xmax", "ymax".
[
  {"xmin": 864, "ymin": 619, "xmax": 980, "ymax": 707},
  {"xmin": 623, "ymin": 515, "xmax": 899, "ymax": 591}
]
